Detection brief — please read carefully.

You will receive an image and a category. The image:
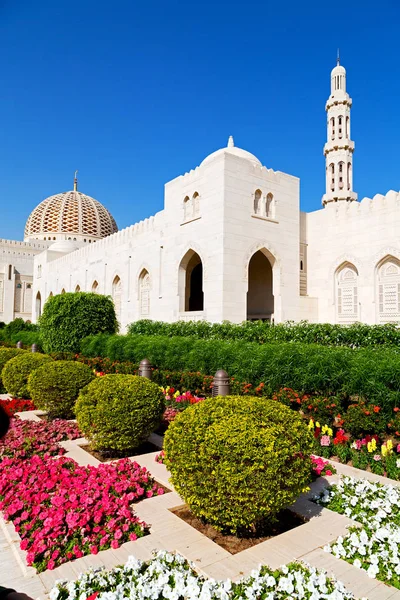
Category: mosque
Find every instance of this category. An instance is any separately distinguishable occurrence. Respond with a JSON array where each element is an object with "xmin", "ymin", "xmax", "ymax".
[{"xmin": 1, "ymin": 59, "xmax": 400, "ymax": 329}]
